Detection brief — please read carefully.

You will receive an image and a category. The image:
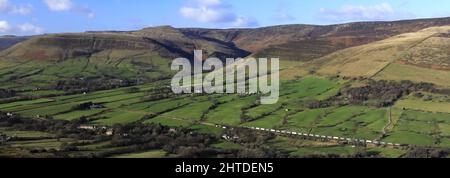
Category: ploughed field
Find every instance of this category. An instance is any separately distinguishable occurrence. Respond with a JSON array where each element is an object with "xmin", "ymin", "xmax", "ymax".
[{"xmin": 1, "ymin": 76, "xmax": 449, "ymax": 157}]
